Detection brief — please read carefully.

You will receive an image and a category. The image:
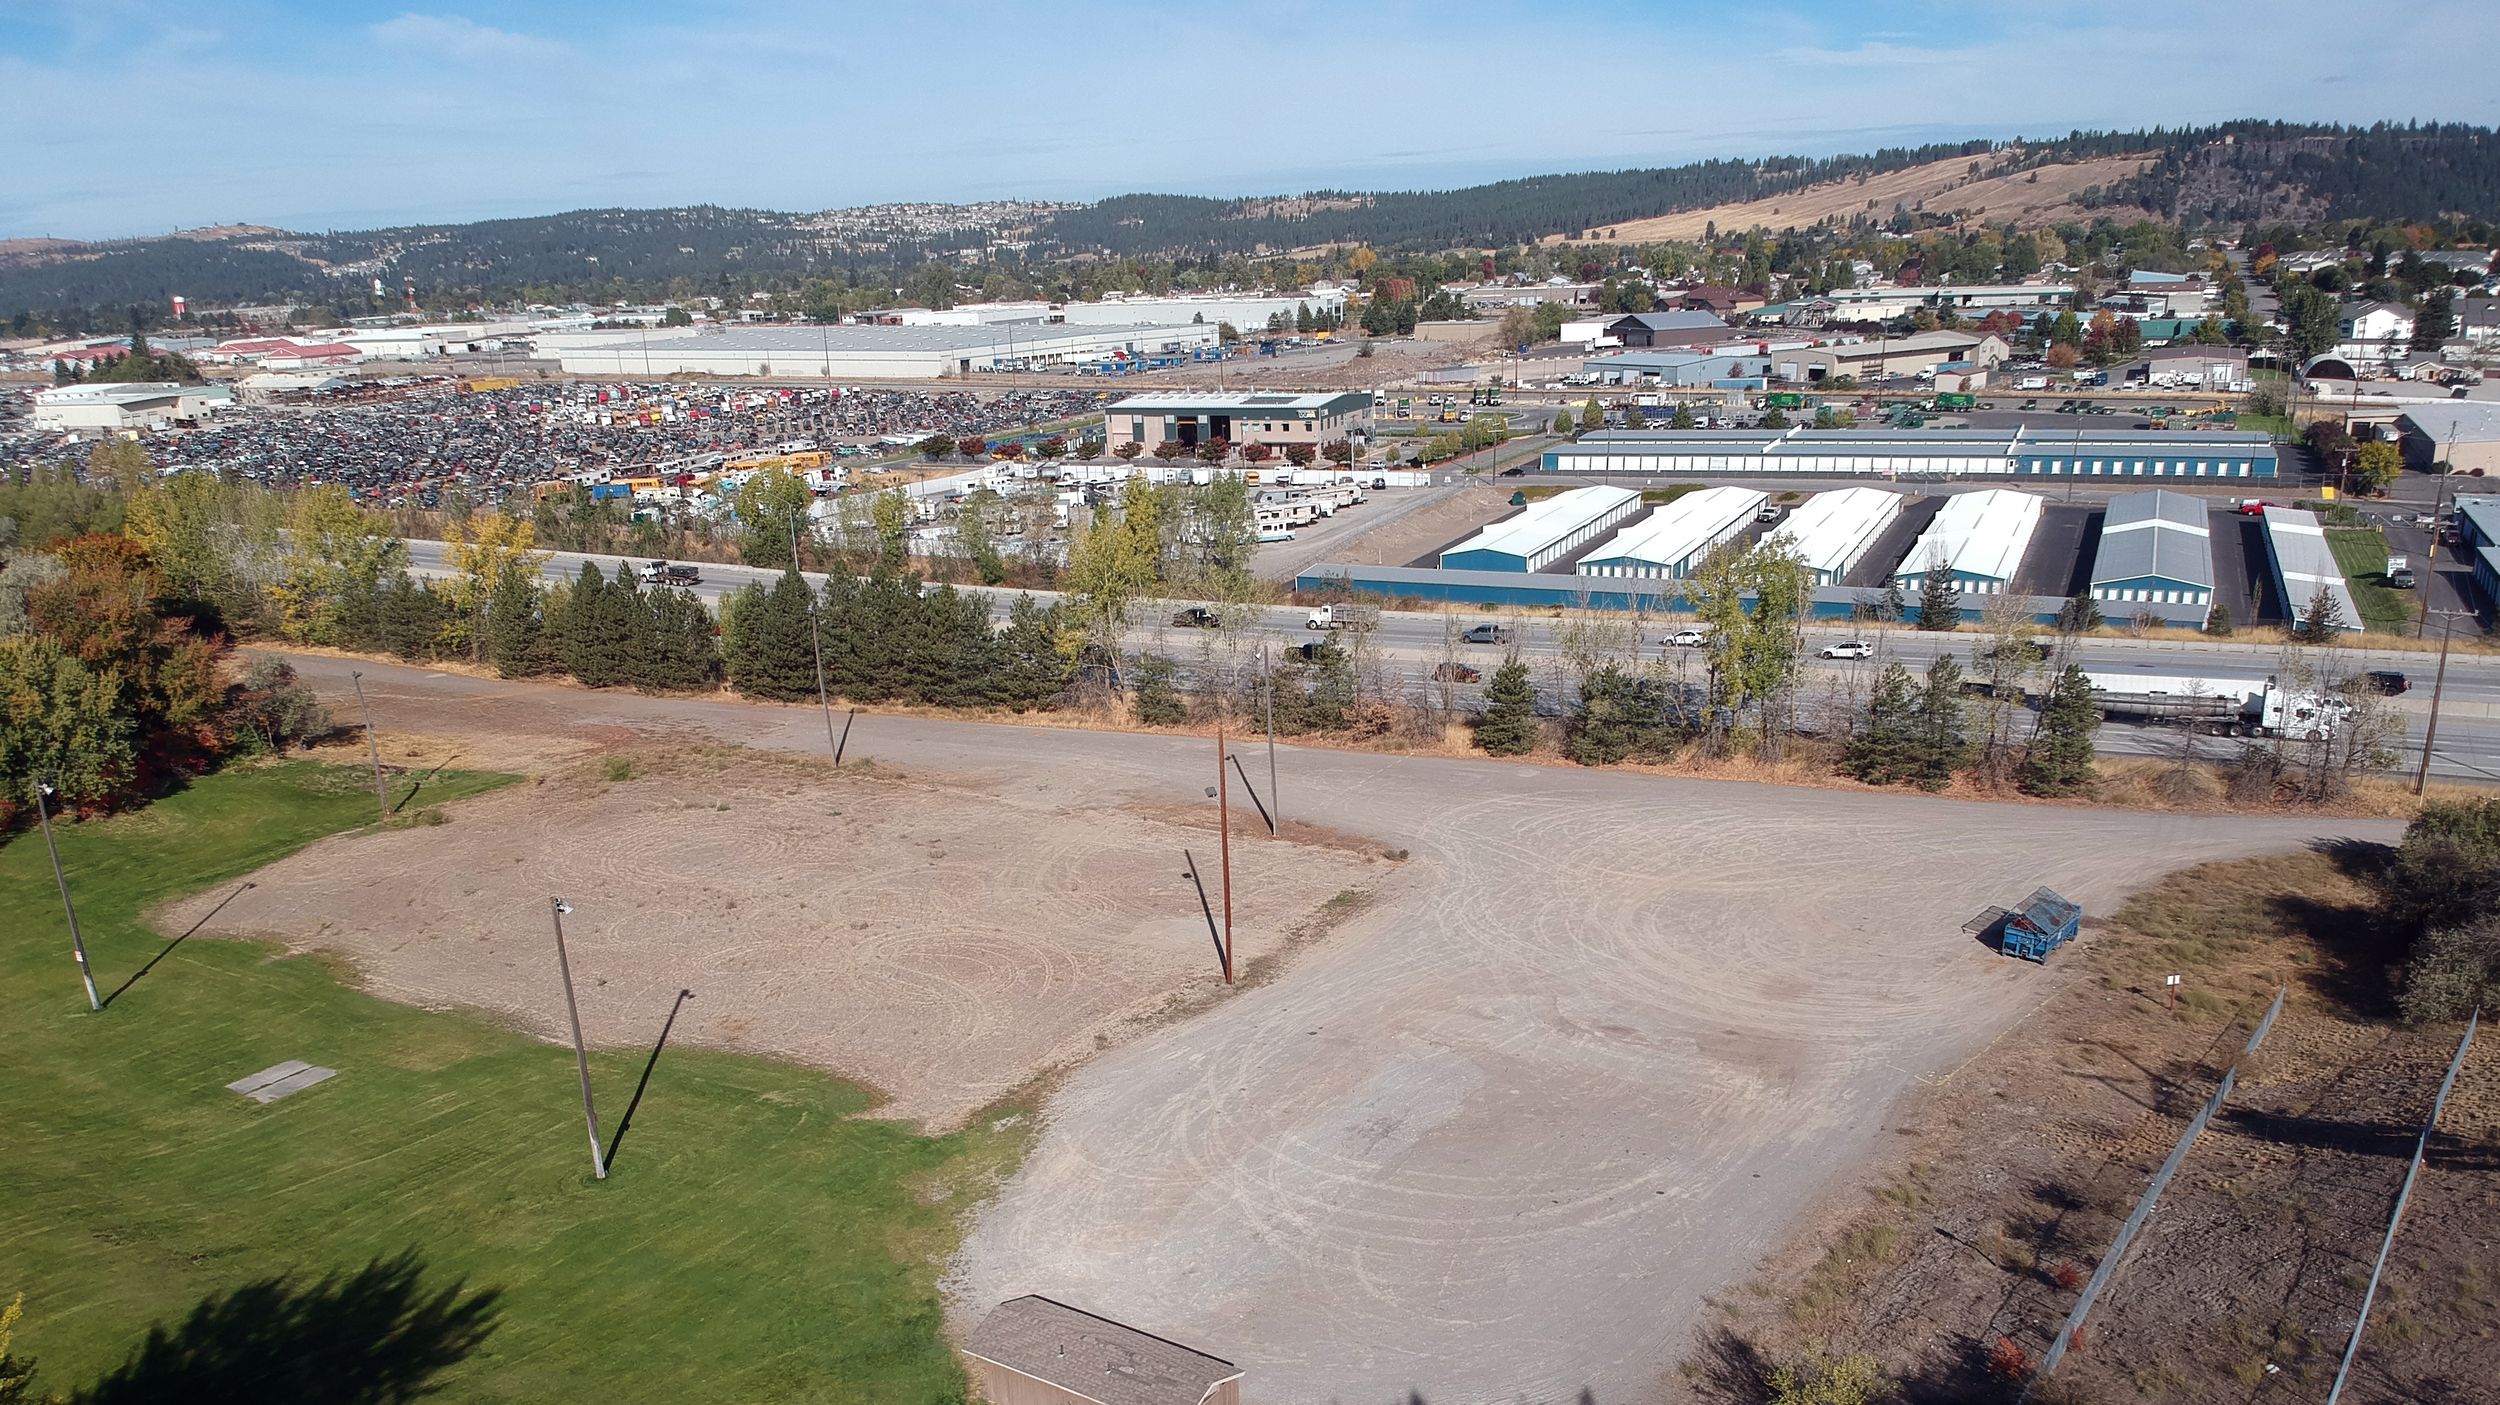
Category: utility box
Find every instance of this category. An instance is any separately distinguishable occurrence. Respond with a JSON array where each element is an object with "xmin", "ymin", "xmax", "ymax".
[{"xmin": 1999, "ymin": 888, "xmax": 2082, "ymax": 963}]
